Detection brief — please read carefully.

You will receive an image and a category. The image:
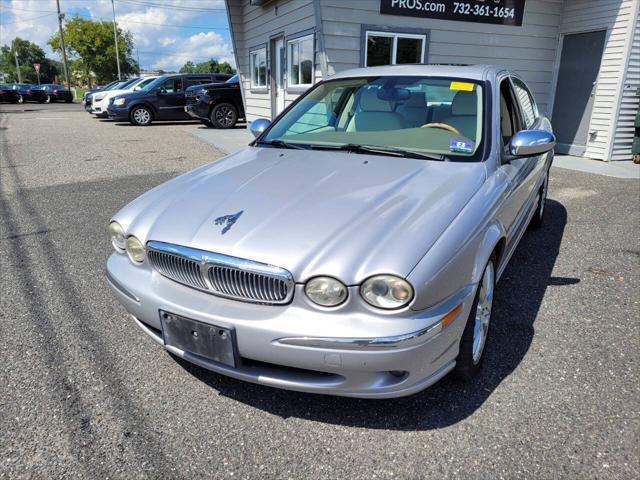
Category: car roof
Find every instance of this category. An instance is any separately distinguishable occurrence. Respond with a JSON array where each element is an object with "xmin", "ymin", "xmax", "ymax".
[{"xmin": 329, "ymin": 64, "xmax": 503, "ymax": 81}]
